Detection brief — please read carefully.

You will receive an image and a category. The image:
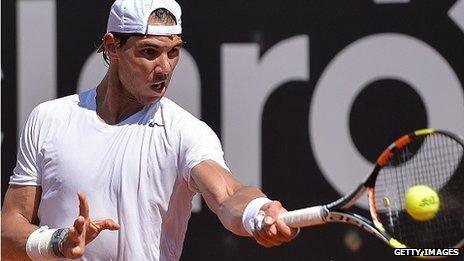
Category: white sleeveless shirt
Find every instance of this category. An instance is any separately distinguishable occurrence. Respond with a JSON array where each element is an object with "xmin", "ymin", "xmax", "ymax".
[{"xmin": 10, "ymin": 88, "xmax": 229, "ymax": 260}]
